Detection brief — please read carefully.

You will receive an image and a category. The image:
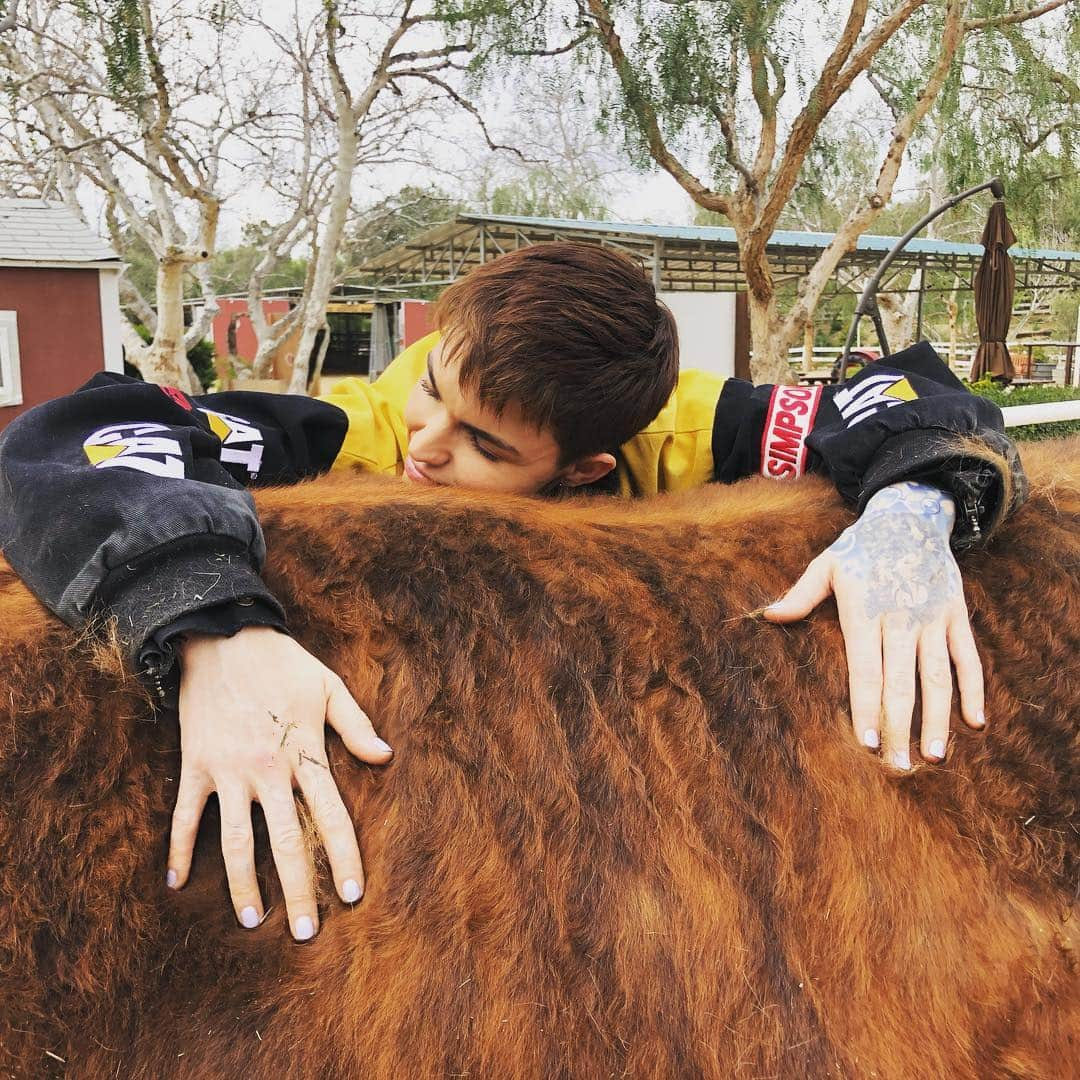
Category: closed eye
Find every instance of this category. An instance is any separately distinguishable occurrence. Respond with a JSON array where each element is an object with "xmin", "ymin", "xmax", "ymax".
[
  {"xmin": 468, "ymin": 430, "xmax": 499, "ymax": 461},
  {"xmin": 420, "ymin": 377, "xmax": 440, "ymax": 401}
]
